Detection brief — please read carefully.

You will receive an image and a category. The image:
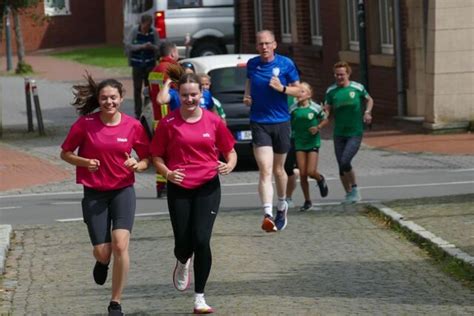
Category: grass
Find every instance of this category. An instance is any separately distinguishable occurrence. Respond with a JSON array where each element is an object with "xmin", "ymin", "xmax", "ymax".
[{"xmin": 50, "ymin": 45, "xmax": 128, "ymax": 68}]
